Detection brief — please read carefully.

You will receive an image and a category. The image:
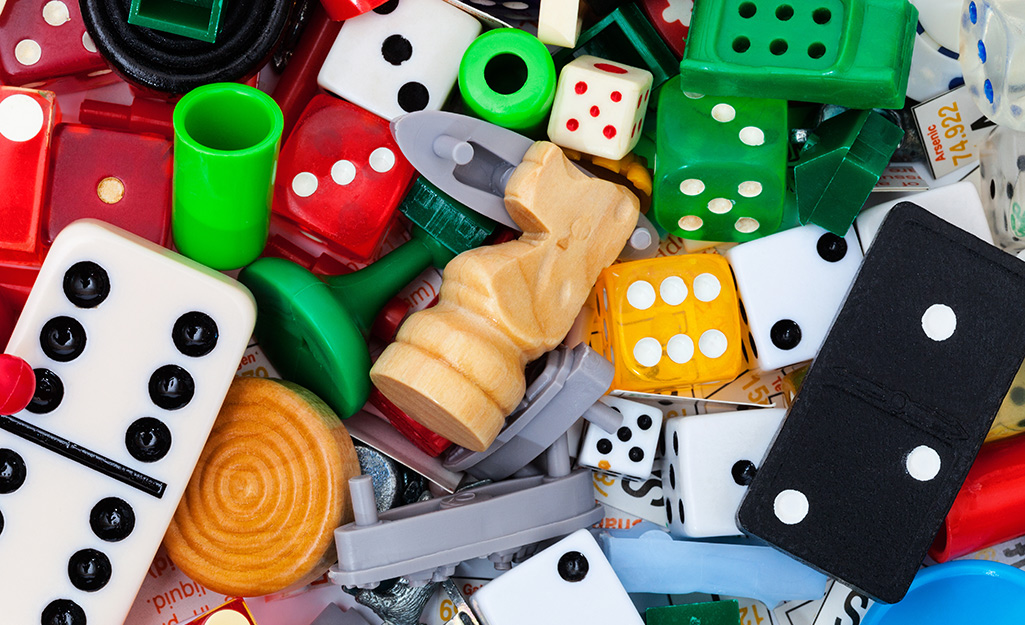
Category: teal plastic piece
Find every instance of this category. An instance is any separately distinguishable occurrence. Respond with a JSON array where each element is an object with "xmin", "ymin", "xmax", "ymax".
[
  {"xmin": 862, "ymin": 561, "xmax": 1025, "ymax": 622},
  {"xmin": 647, "ymin": 601, "xmax": 740, "ymax": 625},
  {"xmin": 128, "ymin": 0, "xmax": 223, "ymax": 43},
  {"xmin": 793, "ymin": 108, "xmax": 903, "ymax": 235},
  {"xmin": 652, "ymin": 75, "xmax": 788, "ymax": 242},
  {"xmin": 678, "ymin": 0, "xmax": 918, "ymax": 109},
  {"xmin": 552, "ymin": 4, "xmax": 678, "ymax": 91},
  {"xmin": 238, "ymin": 229, "xmax": 454, "ymax": 419},
  {"xmin": 399, "ymin": 177, "xmax": 498, "ymax": 255},
  {"xmin": 172, "ymin": 83, "xmax": 283, "ymax": 270},
  {"xmin": 458, "ymin": 29, "xmax": 556, "ymax": 133}
]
